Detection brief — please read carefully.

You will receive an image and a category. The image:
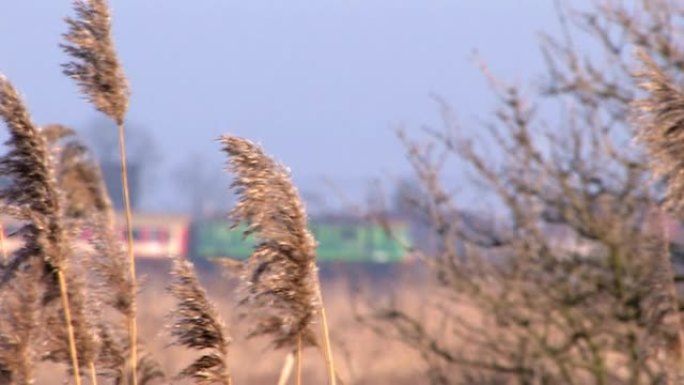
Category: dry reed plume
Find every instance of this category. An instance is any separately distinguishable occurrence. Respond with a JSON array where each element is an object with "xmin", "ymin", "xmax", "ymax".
[
  {"xmin": 169, "ymin": 259, "xmax": 232, "ymax": 385},
  {"xmin": 221, "ymin": 135, "xmax": 337, "ymax": 385},
  {"xmin": 221, "ymin": 135, "xmax": 319, "ymax": 348},
  {"xmin": 52, "ymin": 129, "xmax": 133, "ymax": 317},
  {"xmin": 634, "ymin": 52, "xmax": 684, "ymax": 214},
  {"xmin": 634, "ymin": 51, "xmax": 684, "ymax": 383},
  {"xmin": 0, "ymin": 258, "xmax": 41, "ymax": 384},
  {"xmin": 61, "ymin": 0, "xmax": 129, "ymax": 125},
  {"xmin": 0, "ymin": 77, "xmax": 82, "ymax": 385},
  {"xmin": 51, "ymin": 127, "xmax": 139, "ymax": 383},
  {"xmin": 61, "ymin": 0, "xmax": 138, "ymax": 383}
]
